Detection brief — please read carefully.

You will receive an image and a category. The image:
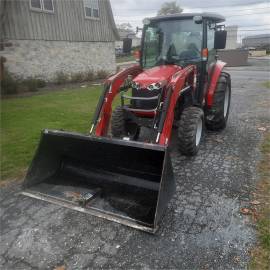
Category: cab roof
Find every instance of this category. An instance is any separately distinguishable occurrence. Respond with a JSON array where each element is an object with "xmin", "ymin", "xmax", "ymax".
[{"xmin": 147, "ymin": 12, "xmax": 225, "ymax": 24}]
